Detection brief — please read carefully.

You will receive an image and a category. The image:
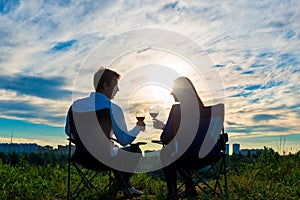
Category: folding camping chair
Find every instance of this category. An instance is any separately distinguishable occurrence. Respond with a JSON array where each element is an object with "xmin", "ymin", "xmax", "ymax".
[
  {"xmin": 66, "ymin": 108, "xmax": 134, "ymax": 199},
  {"xmin": 176, "ymin": 103, "xmax": 228, "ymax": 198},
  {"xmin": 154, "ymin": 103, "xmax": 228, "ymax": 199}
]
